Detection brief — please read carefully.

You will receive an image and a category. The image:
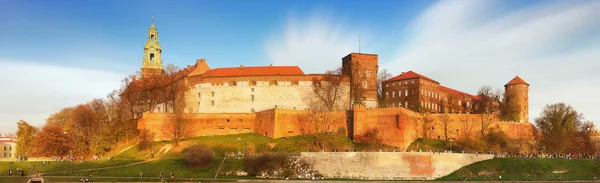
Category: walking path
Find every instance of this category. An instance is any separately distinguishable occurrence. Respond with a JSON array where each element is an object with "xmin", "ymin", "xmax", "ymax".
[{"xmin": 39, "ymin": 159, "xmax": 157, "ymax": 176}]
